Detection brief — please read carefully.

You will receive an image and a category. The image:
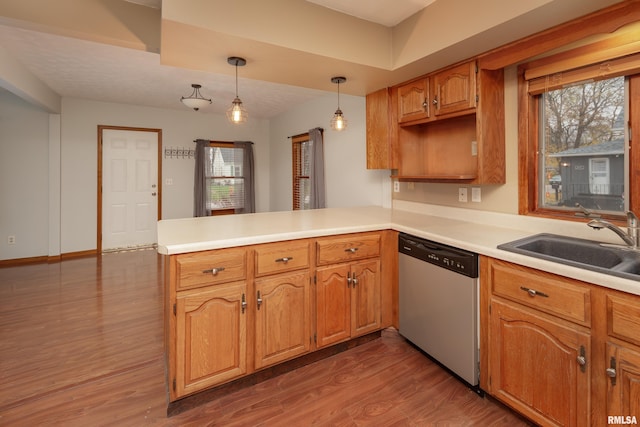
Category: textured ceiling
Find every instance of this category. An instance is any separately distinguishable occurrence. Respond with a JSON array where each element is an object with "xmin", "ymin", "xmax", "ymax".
[{"xmin": 0, "ymin": 24, "xmax": 328, "ymax": 118}]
